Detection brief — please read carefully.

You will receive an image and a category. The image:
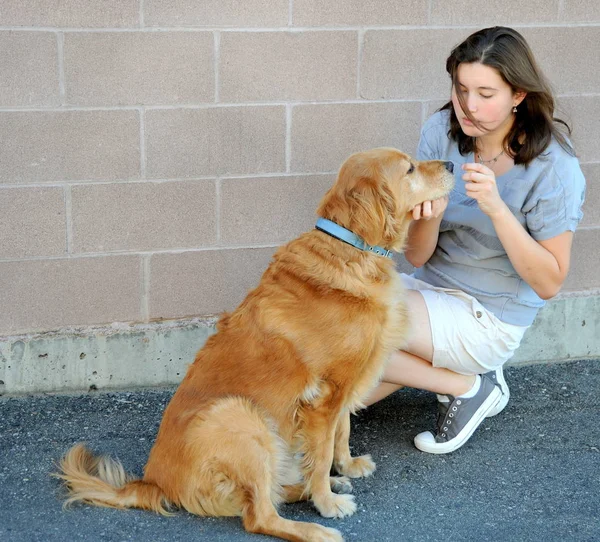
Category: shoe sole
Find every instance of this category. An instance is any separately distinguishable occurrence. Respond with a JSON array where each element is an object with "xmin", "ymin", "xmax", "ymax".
[
  {"xmin": 487, "ymin": 369, "xmax": 510, "ymax": 418},
  {"xmin": 414, "ymin": 386, "xmax": 502, "ymax": 454}
]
